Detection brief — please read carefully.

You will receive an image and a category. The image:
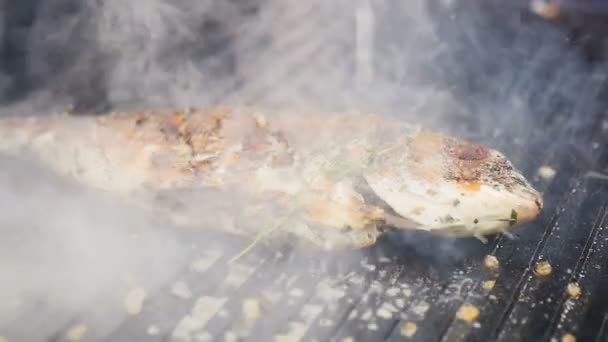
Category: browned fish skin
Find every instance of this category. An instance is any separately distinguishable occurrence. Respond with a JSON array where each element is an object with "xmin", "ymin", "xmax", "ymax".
[
  {"xmin": 0, "ymin": 107, "xmax": 543, "ymax": 249},
  {"xmin": 0, "ymin": 108, "xmax": 398, "ymax": 249}
]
